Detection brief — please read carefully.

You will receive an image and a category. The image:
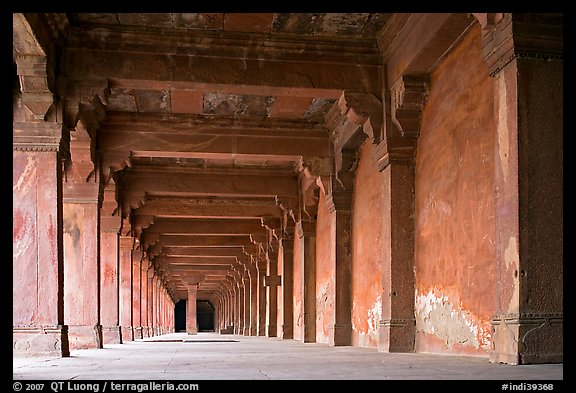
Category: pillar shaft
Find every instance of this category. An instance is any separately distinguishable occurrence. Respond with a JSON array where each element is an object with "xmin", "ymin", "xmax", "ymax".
[
  {"xmin": 186, "ymin": 284, "xmax": 198, "ymax": 335},
  {"xmin": 483, "ymin": 14, "xmax": 563, "ymax": 364},
  {"xmin": 119, "ymin": 236, "xmax": 133, "ymax": 341},
  {"xmin": 13, "ymin": 145, "xmax": 69, "ymax": 356},
  {"xmin": 140, "ymin": 261, "xmax": 149, "ymax": 337},
  {"xmin": 132, "ymin": 251, "xmax": 142, "ymax": 339},
  {"xmin": 249, "ymin": 263, "xmax": 259, "ymax": 336},
  {"xmin": 62, "ymin": 184, "xmax": 102, "ymax": 349},
  {"xmin": 298, "ymin": 221, "xmax": 317, "ymax": 343},
  {"xmin": 99, "ymin": 221, "xmax": 122, "ymax": 344},
  {"xmin": 256, "ymin": 260, "xmax": 267, "ymax": 336},
  {"xmin": 280, "ymin": 238, "xmax": 294, "ymax": 339},
  {"xmin": 242, "ymin": 270, "xmax": 251, "ymax": 335}
]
